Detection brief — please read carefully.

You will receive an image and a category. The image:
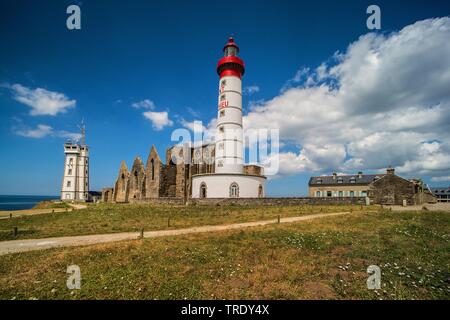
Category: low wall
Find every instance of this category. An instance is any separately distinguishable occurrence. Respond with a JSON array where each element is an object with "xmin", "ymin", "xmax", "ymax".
[
  {"xmin": 129, "ymin": 197, "xmax": 186, "ymax": 205},
  {"xmin": 188, "ymin": 197, "xmax": 366, "ymax": 206}
]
